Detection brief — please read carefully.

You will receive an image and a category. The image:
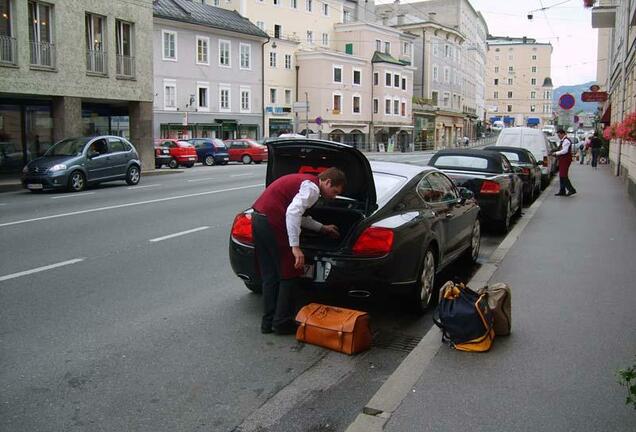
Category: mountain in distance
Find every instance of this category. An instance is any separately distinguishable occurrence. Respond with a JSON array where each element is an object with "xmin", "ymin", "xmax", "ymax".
[{"xmin": 552, "ymin": 81, "xmax": 602, "ymax": 113}]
